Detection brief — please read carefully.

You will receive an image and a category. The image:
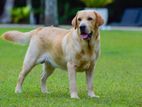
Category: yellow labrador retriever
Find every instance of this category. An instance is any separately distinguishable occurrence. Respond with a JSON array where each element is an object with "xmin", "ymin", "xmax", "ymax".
[{"xmin": 1, "ymin": 10, "xmax": 104, "ymax": 98}]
